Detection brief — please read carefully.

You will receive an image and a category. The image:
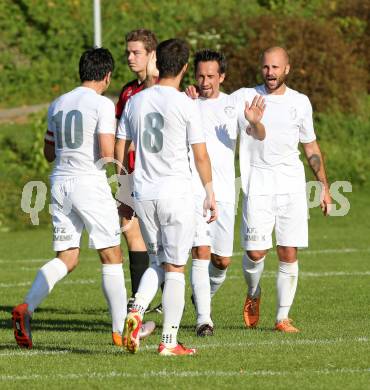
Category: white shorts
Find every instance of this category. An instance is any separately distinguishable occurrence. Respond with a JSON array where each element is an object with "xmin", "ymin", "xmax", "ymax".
[
  {"xmin": 242, "ymin": 192, "xmax": 308, "ymax": 250},
  {"xmin": 51, "ymin": 176, "xmax": 121, "ymax": 251},
  {"xmin": 193, "ymin": 198, "xmax": 235, "ymax": 257},
  {"xmin": 135, "ymin": 196, "xmax": 195, "ymax": 266}
]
